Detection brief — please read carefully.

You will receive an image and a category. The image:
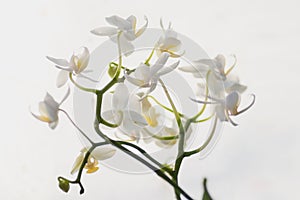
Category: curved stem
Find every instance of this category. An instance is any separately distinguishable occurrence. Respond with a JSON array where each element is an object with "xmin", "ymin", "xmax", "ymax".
[
  {"xmin": 60, "ymin": 141, "xmax": 109, "ymax": 194},
  {"xmin": 147, "ymin": 95, "xmax": 185, "ymax": 118},
  {"xmin": 158, "ymin": 79, "xmax": 185, "ymax": 200},
  {"xmin": 193, "ymin": 114, "xmax": 214, "ymax": 123},
  {"xmin": 144, "ymin": 48, "xmax": 155, "ymax": 66},
  {"xmin": 69, "ymin": 73, "xmax": 96, "ymax": 93},
  {"xmin": 190, "ymin": 71, "xmax": 211, "ymax": 121},
  {"xmin": 184, "ymin": 116, "xmax": 218, "ymax": 157},
  {"xmin": 59, "ymin": 109, "xmax": 94, "ymax": 145},
  {"xmin": 118, "ymin": 140, "xmax": 174, "ymax": 175},
  {"xmin": 94, "ymin": 122, "xmax": 192, "ymax": 199}
]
